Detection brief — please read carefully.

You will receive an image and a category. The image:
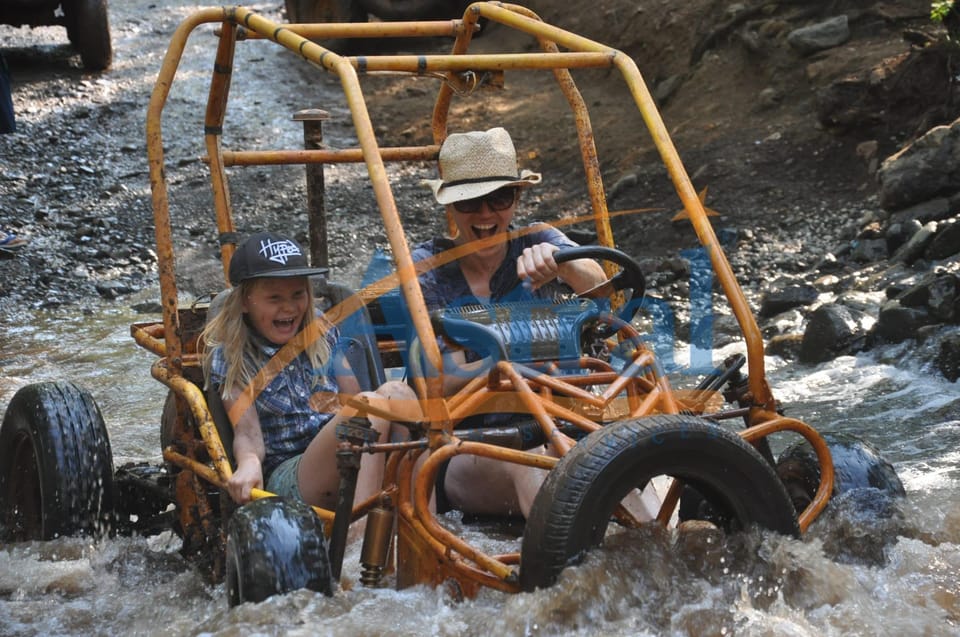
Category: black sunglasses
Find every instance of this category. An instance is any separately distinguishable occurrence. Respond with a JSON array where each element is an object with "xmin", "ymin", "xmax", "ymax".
[{"xmin": 451, "ymin": 187, "xmax": 518, "ymax": 214}]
